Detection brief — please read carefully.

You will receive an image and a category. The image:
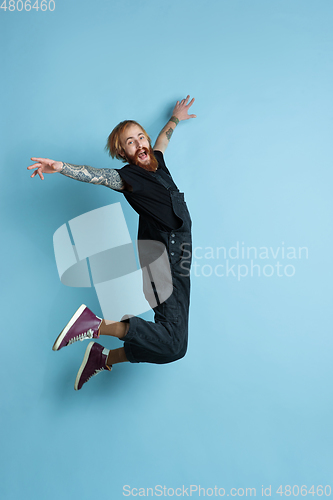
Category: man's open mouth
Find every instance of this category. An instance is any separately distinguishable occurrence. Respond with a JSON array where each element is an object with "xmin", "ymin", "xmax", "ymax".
[{"xmin": 137, "ymin": 150, "xmax": 148, "ymax": 160}]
